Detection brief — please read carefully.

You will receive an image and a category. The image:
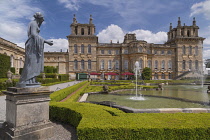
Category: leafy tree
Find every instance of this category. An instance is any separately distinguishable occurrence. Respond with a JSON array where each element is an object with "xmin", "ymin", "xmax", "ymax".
[
  {"xmin": 142, "ymin": 67, "xmax": 152, "ymax": 80},
  {"xmin": 0, "ymin": 54, "xmax": 10, "ymax": 78}
]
